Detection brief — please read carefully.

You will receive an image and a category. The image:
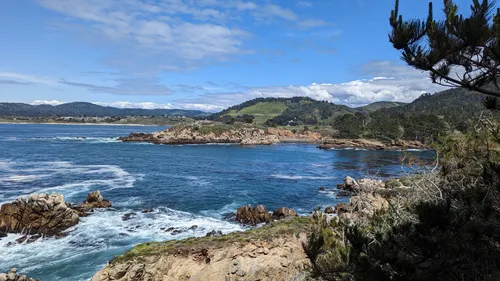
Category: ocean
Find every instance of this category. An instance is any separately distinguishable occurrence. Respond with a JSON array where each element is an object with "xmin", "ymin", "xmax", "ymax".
[{"xmin": 0, "ymin": 124, "xmax": 432, "ymax": 280}]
